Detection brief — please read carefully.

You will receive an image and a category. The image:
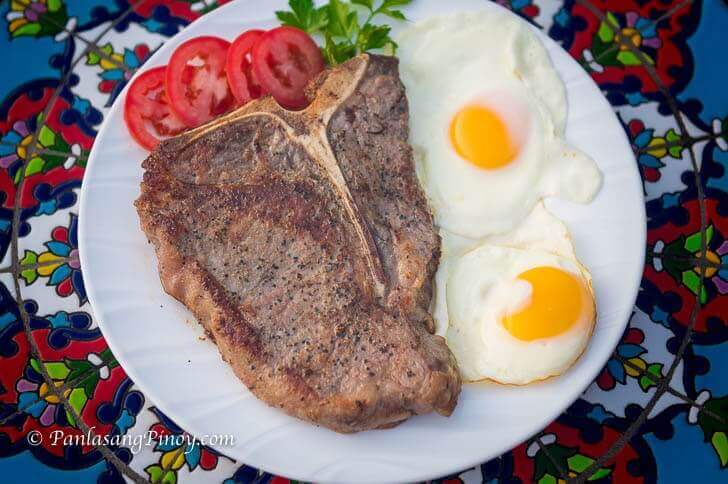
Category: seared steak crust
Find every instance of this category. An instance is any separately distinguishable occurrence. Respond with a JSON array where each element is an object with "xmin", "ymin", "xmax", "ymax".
[{"xmin": 135, "ymin": 54, "xmax": 460, "ymax": 433}]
